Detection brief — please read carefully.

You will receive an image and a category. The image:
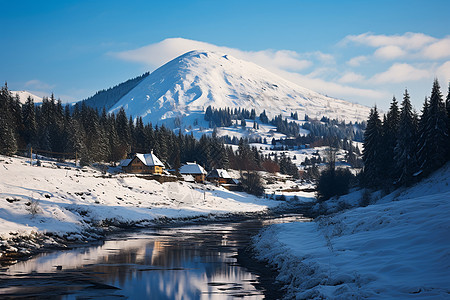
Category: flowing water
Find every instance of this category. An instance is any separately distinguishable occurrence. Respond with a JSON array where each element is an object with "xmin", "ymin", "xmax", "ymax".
[{"xmin": 0, "ymin": 214, "xmax": 309, "ymax": 299}]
